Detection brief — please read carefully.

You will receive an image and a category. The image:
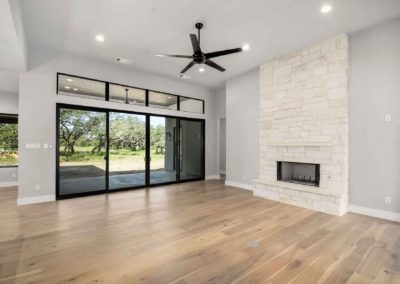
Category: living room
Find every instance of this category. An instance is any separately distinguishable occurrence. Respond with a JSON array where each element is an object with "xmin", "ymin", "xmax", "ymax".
[{"xmin": 0, "ymin": 0, "xmax": 399, "ymax": 282}]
